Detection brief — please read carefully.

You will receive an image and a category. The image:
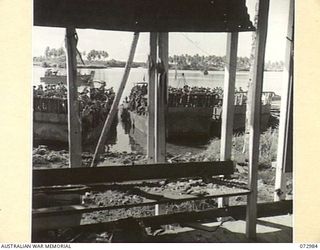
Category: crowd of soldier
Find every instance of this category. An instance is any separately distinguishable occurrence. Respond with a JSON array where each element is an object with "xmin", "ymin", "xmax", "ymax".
[
  {"xmin": 167, "ymin": 85, "xmax": 223, "ymax": 108},
  {"xmin": 126, "ymin": 84, "xmax": 225, "ymax": 116},
  {"xmin": 33, "ymin": 82, "xmax": 116, "ymax": 133},
  {"xmin": 79, "ymin": 84, "xmax": 115, "ymax": 132},
  {"xmin": 127, "ymin": 83, "xmax": 148, "ymax": 115},
  {"xmin": 33, "ymin": 83, "xmax": 67, "ymax": 99}
]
